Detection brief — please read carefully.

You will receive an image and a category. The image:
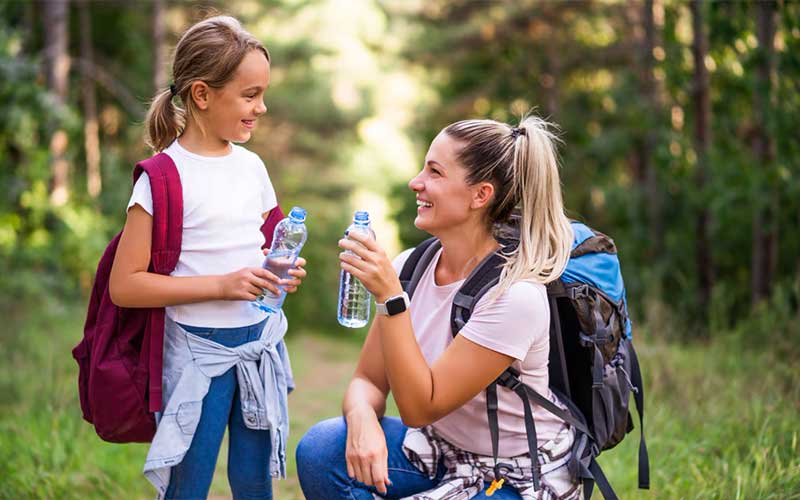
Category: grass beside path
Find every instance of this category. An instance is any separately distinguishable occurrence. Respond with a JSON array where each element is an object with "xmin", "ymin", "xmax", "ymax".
[{"xmin": 0, "ymin": 301, "xmax": 798, "ymax": 499}]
